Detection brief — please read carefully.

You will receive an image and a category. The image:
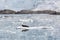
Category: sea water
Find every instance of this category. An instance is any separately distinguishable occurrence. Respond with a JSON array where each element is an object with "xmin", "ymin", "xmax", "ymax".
[{"xmin": 0, "ymin": 14, "xmax": 59, "ymax": 40}]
